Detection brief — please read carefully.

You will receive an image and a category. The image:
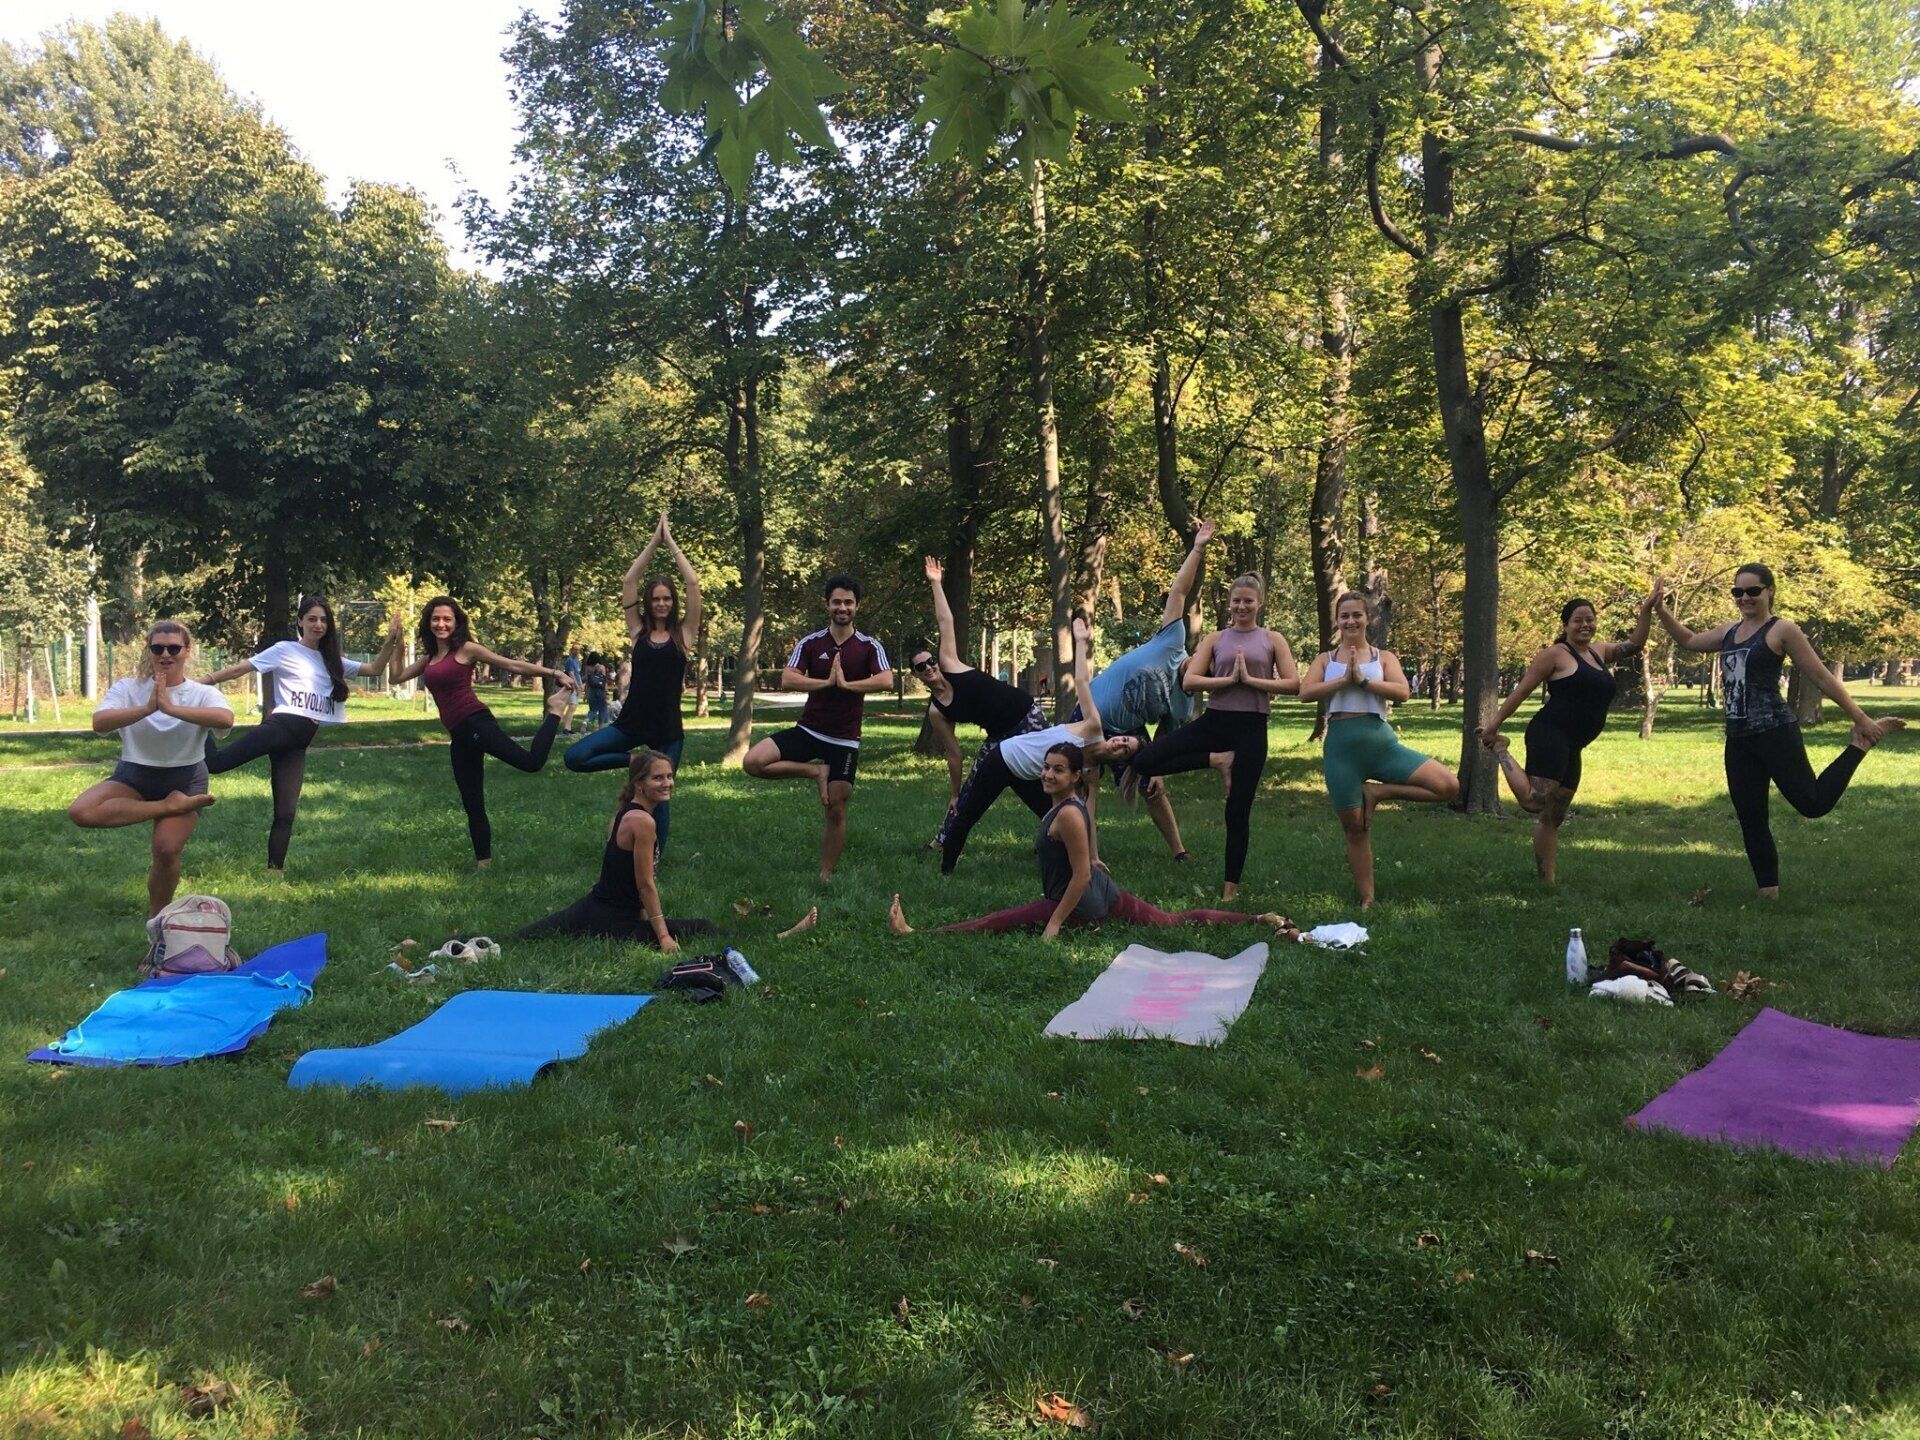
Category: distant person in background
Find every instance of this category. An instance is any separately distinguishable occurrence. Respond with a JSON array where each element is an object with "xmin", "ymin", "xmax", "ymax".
[
  {"xmin": 565, "ymin": 513, "xmax": 702, "ymax": 862},
  {"xmin": 69, "ymin": 620, "xmax": 233, "ymax": 914},
  {"xmin": 196, "ymin": 596, "xmax": 402, "ymax": 877},
  {"xmin": 390, "ymin": 596, "xmax": 576, "ymax": 868},
  {"xmin": 583, "ymin": 652, "xmax": 611, "ymax": 730},
  {"xmin": 559, "ymin": 646, "xmax": 584, "ymax": 733}
]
